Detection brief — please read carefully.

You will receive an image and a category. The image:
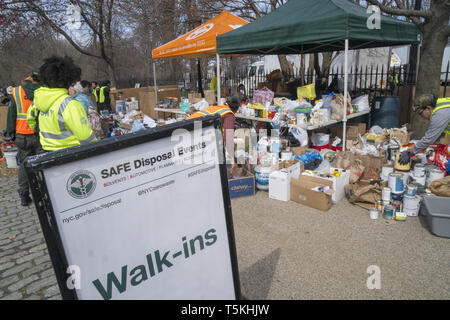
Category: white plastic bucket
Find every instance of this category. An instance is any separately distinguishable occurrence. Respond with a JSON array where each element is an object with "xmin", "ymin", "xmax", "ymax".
[
  {"xmin": 381, "ymin": 165, "xmax": 394, "ymax": 181},
  {"xmin": 426, "ymin": 169, "xmax": 445, "ymax": 187},
  {"xmin": 4, "ymin": 150, "xmax": 18, "ymax": 168},
  {"xmin": 254, "ymin": 166, "xmax": 271, "ymax": 191}
]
